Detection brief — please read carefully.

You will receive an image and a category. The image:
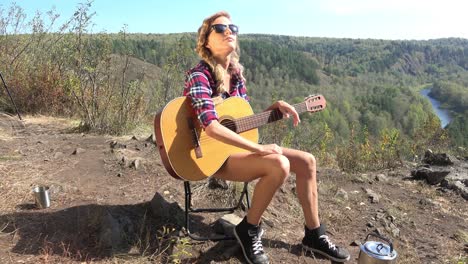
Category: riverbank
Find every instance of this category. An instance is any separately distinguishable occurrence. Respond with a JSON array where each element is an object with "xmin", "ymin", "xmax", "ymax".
[{"xmin": 420, "ymin": 88, "xmax": 452, "ymax": 128}]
